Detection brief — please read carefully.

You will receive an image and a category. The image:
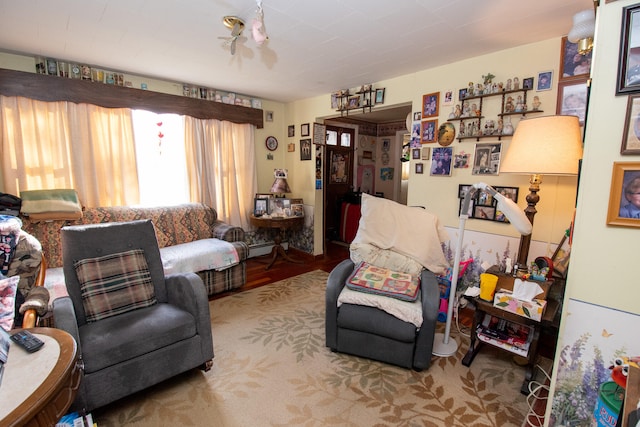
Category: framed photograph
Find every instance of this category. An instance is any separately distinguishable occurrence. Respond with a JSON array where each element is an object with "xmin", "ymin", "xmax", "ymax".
[
  {"xmin": 557, "ymin": 78, "xmax": 588, "ymax": 125},
  {"xmin": 421, "ymin": 119, "xmax": 438, "ymax": 143},
  {"xmin": 442, "ymin": 89, "xmax": 454, "ymax": 106},
  {"xmin": 472, "ymin": 143, "xmax": 501, "ymax": 175},
  {"xmin": 617, "ymin": 4, "xmax": 640, "ymax": 94},
  {"xmin": 375, "ymin": 88, "xmax": 385, "ymax": 104},
  {"xmin": 300, "ymin": 139, "xmax": 312, "ymax": 160},
  {"xmin": 415, "ymin": 163, "xmax": 424, "ymax": 174},
  {"xmin": 411, "ymin": 148, "xmax": 421, "ymax": 160},
  {"xmin": 458, "ymin": 184, "xmax": 472, "ymax": 200},
  {"xmin": 301, "ymin": 123, "xmax": 310, "ymax": 137},
  {"xmin": 255, "ymin": 192, "xmax": 273, "ymax": 199},
  {"xmin": 330, "ymin": 152, "xmax": 349, "ymax": 184},
  {"xmin": 537, "ymin": 71, "xmax": 553, "ymax": 91},
  {"xmin": 474, "ymin": 205, "xmax": 496, "ymax": 221},
  {"xmin": 560, "ymin": 36, "xmax": 592, "ymax": 79},
  {"xmin": 348, "ymin": 96, "xmax": 360, "ymax": 109},
  {"xmin": 254, "ymin": 198, "xmax": 269, "ymax": 216},
  {"xmin": 622, "ymin": 95, "xmax": 640, "ymax": 154},
  {"xmin": 421, "ymin": 147, "xmax": 430, "ymax": 160},
  {"xmin": 265, "ymin": 111, "xmax": 274, "ymax": 122},
  {"xmin": 292, "ymin": 204, "xmax": 304, "ymax": 217},
  {"xmin": 331, "ymin": 92, "xmax": 340, "ymax": 109},
  {"xmin": 454, "ymin": 152, "xmax": 470, "ymax": 169},
  {"xmin": 422, "ymin": 92, "xmax": 439, "ymax": 118},
  {"xmin": 430, "ymin": 147, "xmax": 452, "ymax": 176},
  {"xmin": 288, "ymin": 125, "xmax": 295, "ymax": 137},
  {"xmin": 287, "ymin": 143, "xmax": 295, "ymax": 152},
  {"xmin": 523, "ymin": 77, "xmax": 534, "ymax": 90},
  {"xmin": 459, "ymin": 88, "xmax": 468, "ymax": 101},
  {"xmin": 494, "ymin": 186, "xmax": 519, "ymax": 203},
  {"xmin": 413, "ymin": 112, "xmax": 422, "ymax": 121},
  {"xmin": 607, "ymin": 162, "xmax": 640, "ymax": 227}
]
